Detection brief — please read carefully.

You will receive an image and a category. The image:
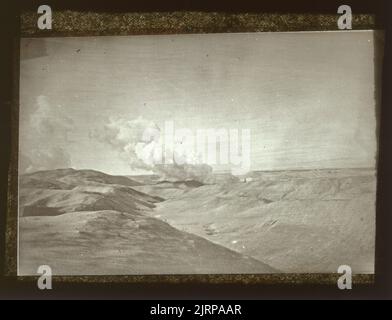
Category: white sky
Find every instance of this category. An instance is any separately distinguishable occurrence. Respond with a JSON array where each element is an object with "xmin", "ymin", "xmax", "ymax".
[{"xmin": 19, "ymin": 31, "xmax": 380, "ymax": 175}]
